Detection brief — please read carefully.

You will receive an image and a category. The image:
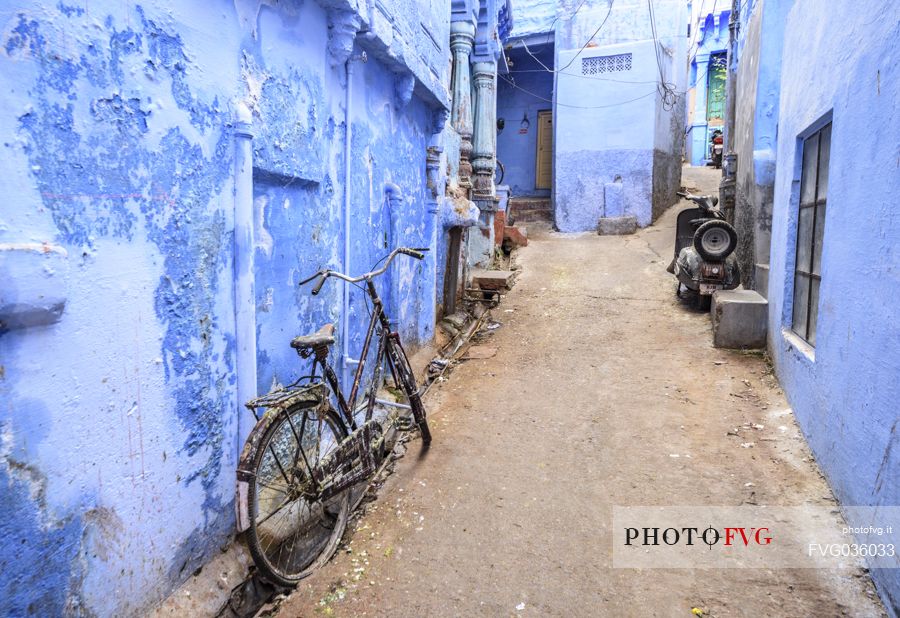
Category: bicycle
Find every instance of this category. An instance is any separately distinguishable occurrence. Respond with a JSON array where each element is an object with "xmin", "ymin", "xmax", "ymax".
[{"xmin": 235, "ymin": 247, "xmax": 433, "ymax": 586}]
